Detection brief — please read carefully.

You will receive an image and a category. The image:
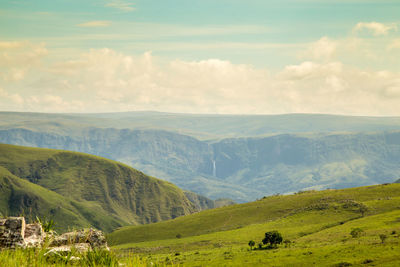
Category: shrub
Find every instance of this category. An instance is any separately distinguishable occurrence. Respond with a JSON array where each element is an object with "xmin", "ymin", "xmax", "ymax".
[
  {"xmin": 176, "ymin": 233, "xmax": 182, "ymax": 239},
  {"xmin": 262, "ymin": 231, "xmax": 283, "ymax": 248},
  {"xmin": 359, "ymin": 204, "xmax": 368, "ymax": 217},
  {"xmin": 350, "ymin": 228, "xmax": 364, "ymax": 238},
  {"xmin": 379, "ymin": 234, "xmax": 387, "ymax": 243},
  {"xmin": 248, "ymin": 240, "xmax": 255, "ymax": 250},
  {"xmin": 362, "ymin": 259, "xmax": 373, "ymax": 264},
  {"xmin": 283, "ymin": 239, "xmax": 292, "ymax": 248},
  {"xmin": 36, "ymin": 216, "xmax": 56, "ymax": 233}
]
